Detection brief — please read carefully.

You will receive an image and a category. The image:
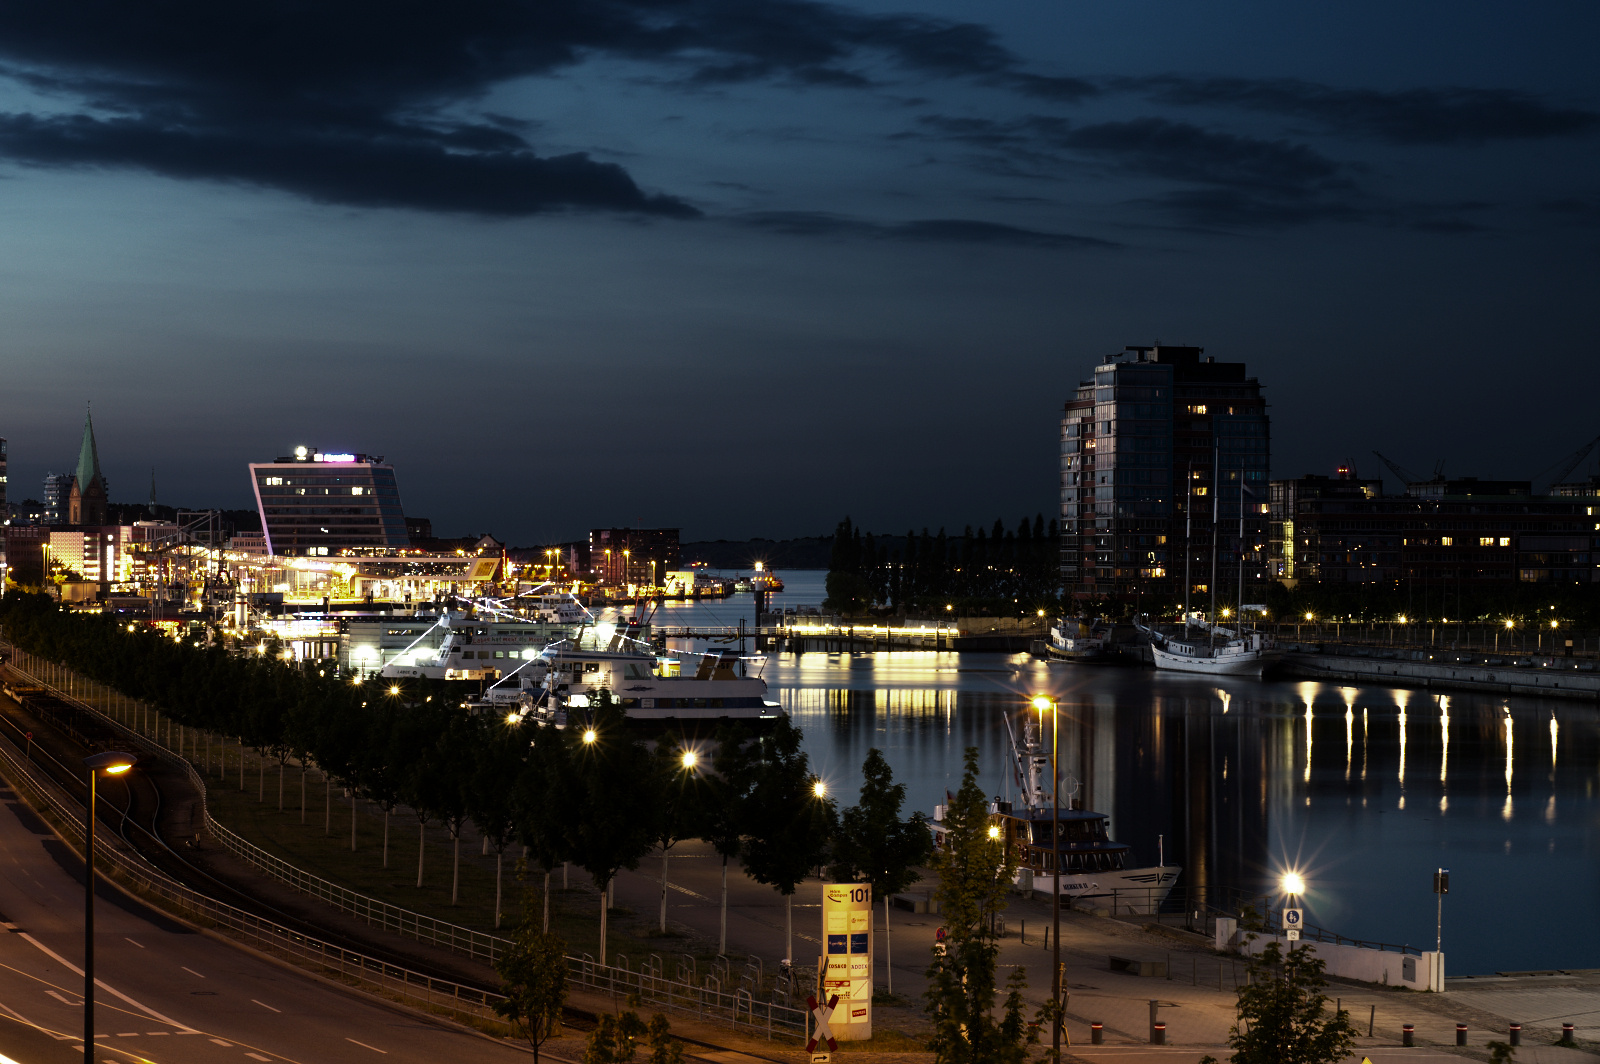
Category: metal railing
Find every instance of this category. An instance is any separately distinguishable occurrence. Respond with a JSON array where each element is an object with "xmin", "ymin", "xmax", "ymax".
[
  {"xmin": 0, "ymin": 719, "xmax": 509, "ymax": 1023},
  {"xmin": 566, "ymin": 954, "xmax": 806, "ymax": 1038},
  {"xmin": 3, "ymin": 648, "xmax": 512, "ymax": 966}
]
